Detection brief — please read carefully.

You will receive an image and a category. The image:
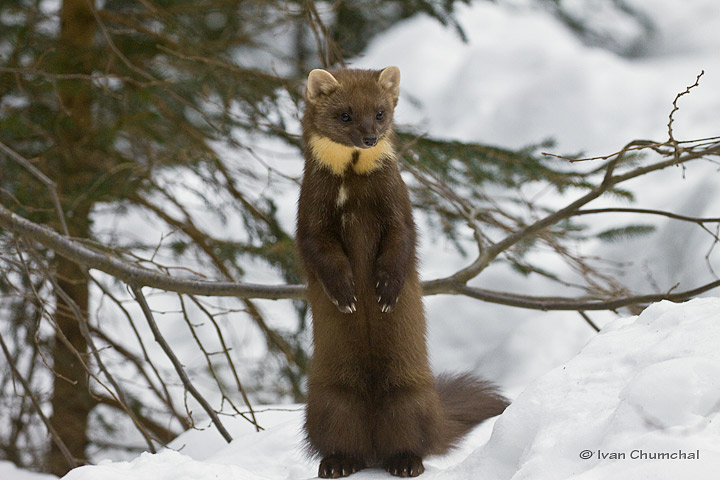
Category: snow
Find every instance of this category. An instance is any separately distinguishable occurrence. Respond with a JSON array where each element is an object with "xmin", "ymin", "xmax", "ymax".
[
  {"xmin": 460, "ymin": 298, "xmax": 720, "ymax": 480},
  {"xmin": 0, "ymin": 462, "xmax": 56, "ymax": 480},
  {"xmin": 355, "ymin": 0, "xmax": 720, "ymax": 152},
  {"xmin": 57, "ymin": 297, "xmax": 720, "ymax": 479}
]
